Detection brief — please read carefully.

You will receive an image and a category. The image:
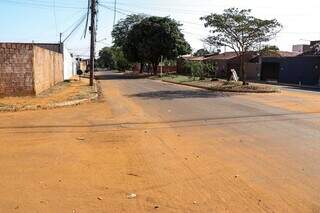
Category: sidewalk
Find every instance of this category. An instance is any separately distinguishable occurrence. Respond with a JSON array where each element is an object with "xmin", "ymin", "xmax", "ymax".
[
  {"xmin": 0, "ymin": 78, "xmax": 98, "ymax": 112},
  {"xmin": 249, "ymin": 80, "xmax": 320, "ymax": 92}
]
